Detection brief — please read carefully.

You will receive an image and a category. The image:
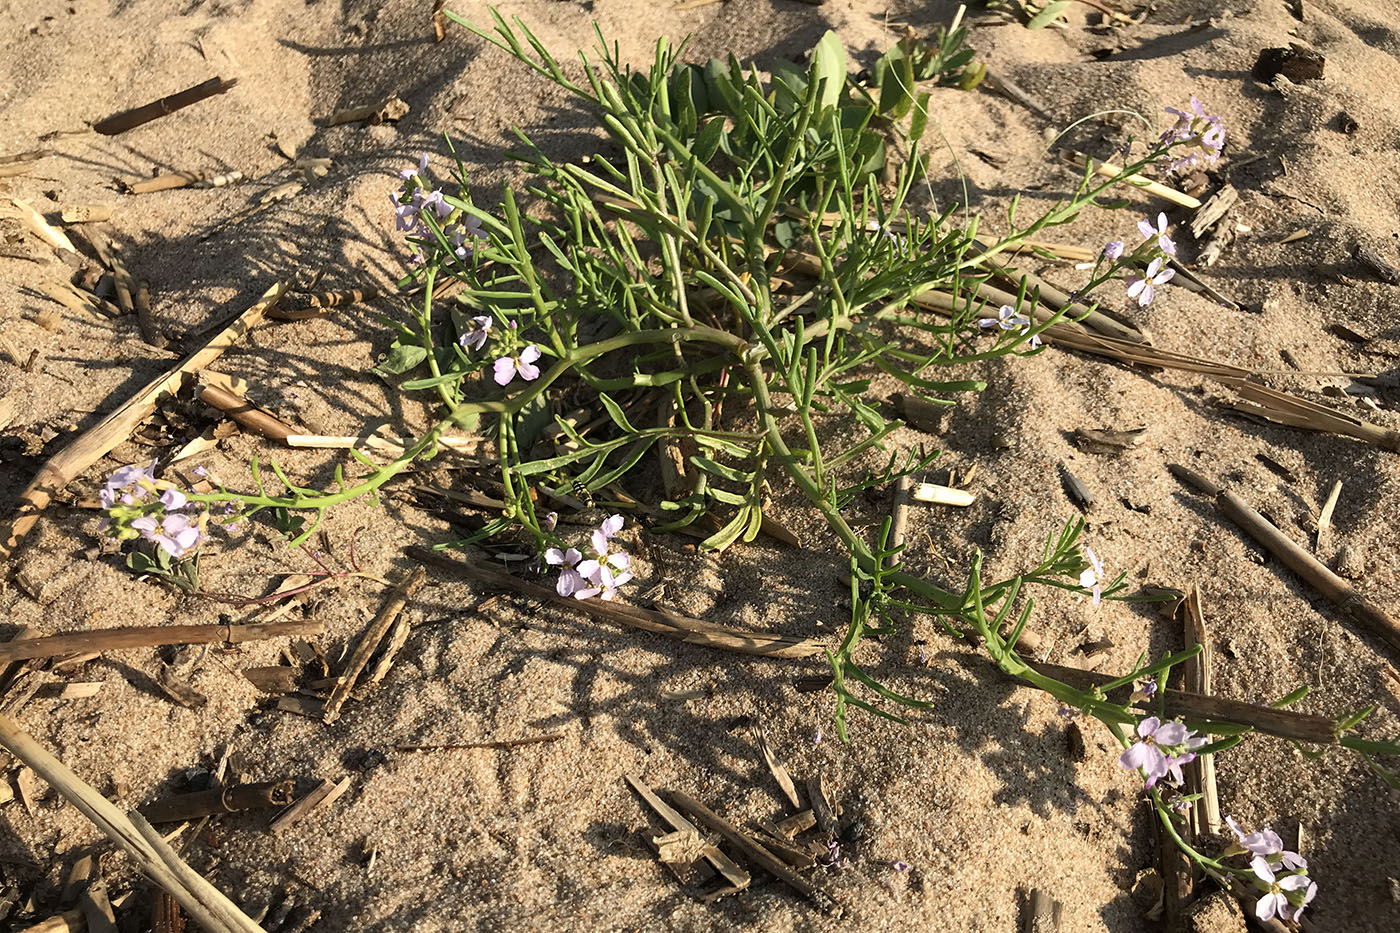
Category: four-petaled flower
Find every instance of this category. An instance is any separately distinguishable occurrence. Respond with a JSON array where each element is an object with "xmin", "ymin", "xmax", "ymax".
[
  {"xmin": 577, "ymin": 521, "xmax": 633, "ymax": 600},
  {"xmin": 1126, "ymin": 258, "xmax": 1175, "ymax": 306},
  {"xmin": 131, "ymin": 513, "xmax": 202, "ymax": 558},
  {"xmin": 1137, "ymin": 212, "xmax": 1176, "ymax": 256},
  {"xmin": 493, "ymin": 344, "xmax": 542, "ymax": 386},
  {"xmin": 399, "ymin": 152, "xmax": 429, "ymax": 183},
  {"xmin": 159, "ymin": 489, "xmax": 187, "ymax": 511},
  {"xmin": 420, "ymin": 190, "xmax": 453, "ymax": 222},
  {"xmin": 459, "ymin": 315, "xmax": 492, "ymax": 351},
  {"xmin": 1079, "ymin": 547, "xmax": 1104, "ymax": 605},
  {"xmin": 545, "ymin": 547, "xmax": 586, "ymax": 597},
  {"xmin": 1119, "ymin": 716, "xmax": 1195, "ymax": 788},
  {"xmin": 1103, "ymin": 240, "xmax": 1124, "ymax": 260},
  {"xmin": 1251, "ymin": 856, "xmax": 1316, "ymax": 922},
  {"xmin": 979, "ymin": 304, "xmax": 1030, "ymax": 331}
]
